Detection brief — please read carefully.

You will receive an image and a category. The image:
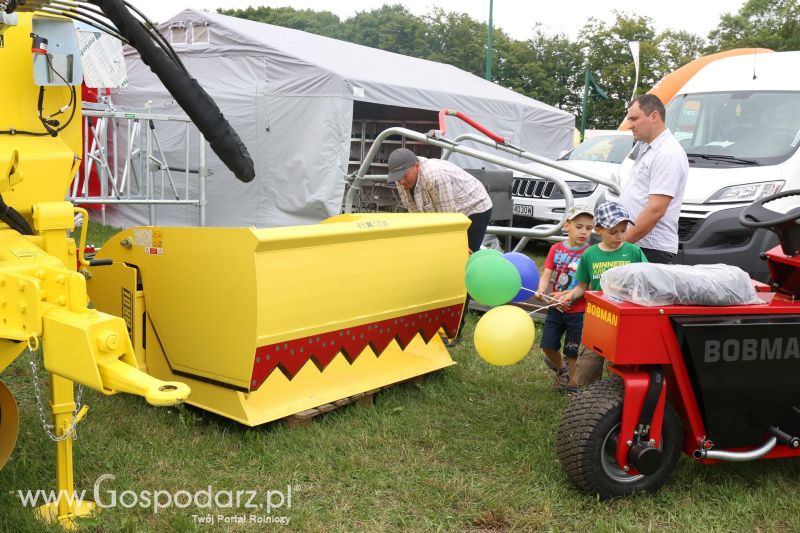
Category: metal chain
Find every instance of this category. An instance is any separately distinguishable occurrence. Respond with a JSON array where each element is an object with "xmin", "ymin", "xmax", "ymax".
[{"xmin": 26, "ymin": 337, "xmax": 84, "ymax": 442}]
